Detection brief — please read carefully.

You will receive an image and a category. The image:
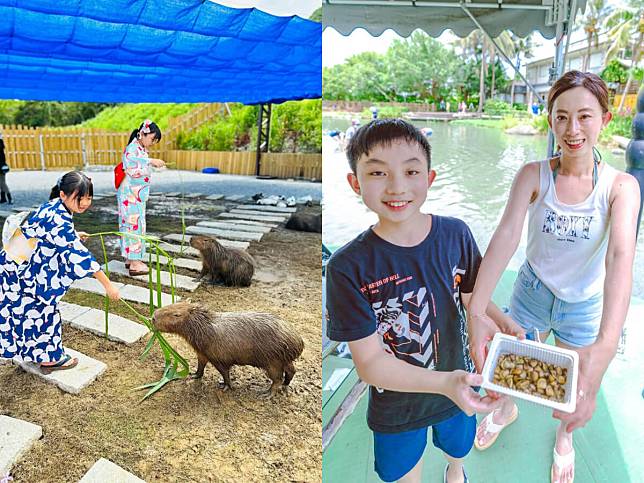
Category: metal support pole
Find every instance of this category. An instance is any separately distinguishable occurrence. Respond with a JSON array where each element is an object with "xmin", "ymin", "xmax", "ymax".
[
  {"xmin": 80, "ymin": 133, "xmax": 88, "ymax": 169},
  {"xmin": 255, "ymin": 103, "xmax": 272, "ymax": 177},
  {"xmin": 460, "ymin": 5, "xmax": 545, "ymax": 104},
  {"xmin": 39, "ymin": 133, "xmax": 46, "ymax": 171}
]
